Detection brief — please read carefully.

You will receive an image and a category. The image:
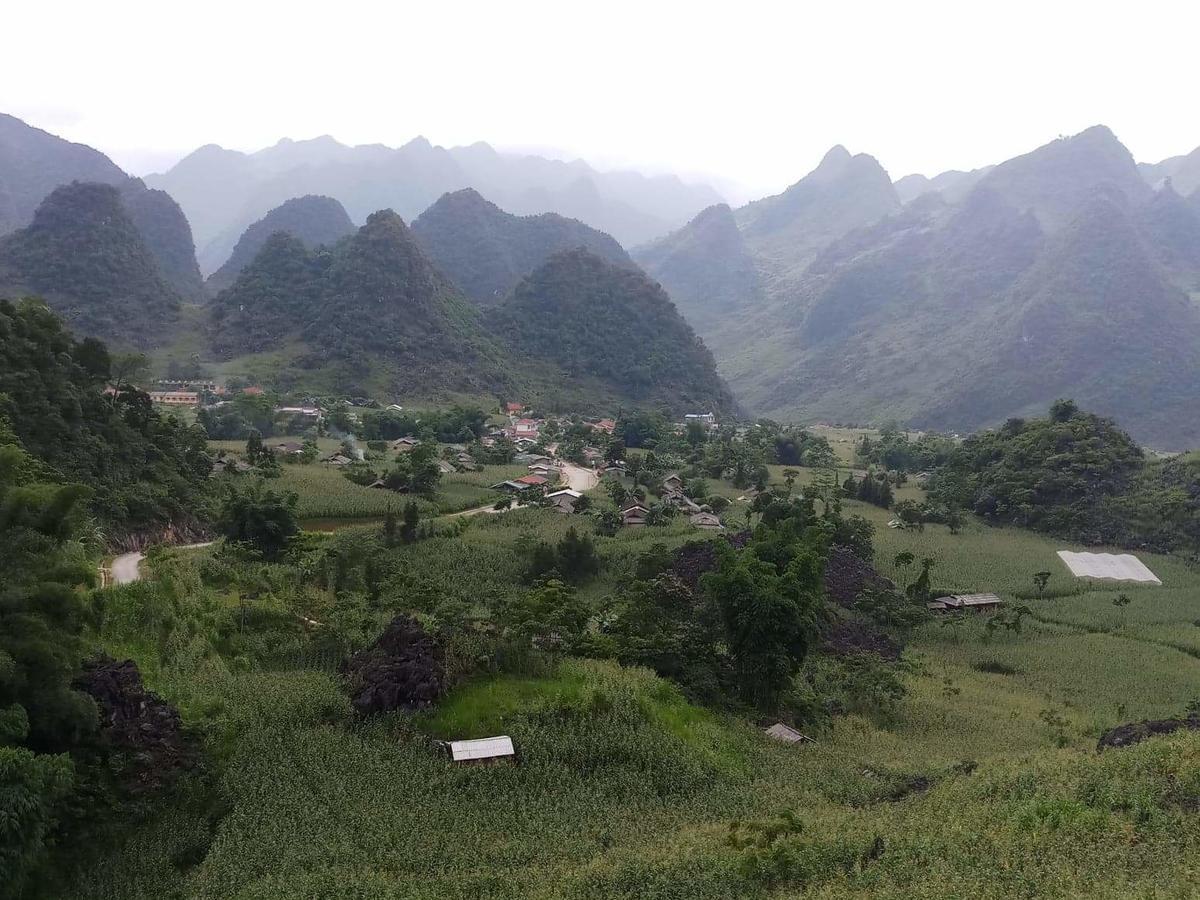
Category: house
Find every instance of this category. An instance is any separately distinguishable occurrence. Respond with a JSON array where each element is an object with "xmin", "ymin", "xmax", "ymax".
[
  {"xmin": 683, "ymin": 413, "xmax": 716, "ymax": 428},
  {"xmin": 512, "ymin": 419, "xmax": 540, "ymax": 439},
  {"xmin": 390, "ymin": 436, "xmax": 420, "ymax": 452},
  {"xmin": 662, "ymin": 474, "xmax": 684, "ymax": 493},
  {"xmin": 764, "ymin": 723, "xmax": 813, "ymax": 744},
  {"xmin": 931, "ymin": 593, "xmax": 1003, "ymax": 613},
  {"xmin": 441, "ymin": 735, "xmax": 516, "ymax": 766},
  {"xmin": 516, "ymin": 474, "xmax": 548, "ymax": 487},
  {"xmin": 593, "ymin": 418, "xmax": 616, "ymax": 434},
  {"xmin": 149, "ymin": 390, "xmax": 199, "ymax": 405},
  {"xmin": 241, "ymin": 386, "xmax": 264, "ymax": 396},
  {"xmin": 272, "ymin": 440, "xmax": 305, "ymax": 456},
  {"xmin": 276, "ymin": 406, "xmax": 322, "ymax": 419},
  {"xmin": 367, "ymin": 479, "xmax": 389, "ymax": 489},
  {"xmin": 513, "ymin": 437, "xmax": 539, "ymax": 452},
  {"xmin": 528, "ymin": 463, "xmax": 557, "ymax": 478},
  {"xmin": 493, "ymin": 480, "xmax": 530, "ymax": 492},
  {"xmin": 602, "ymin": 466, "xmax": 625, "ymax": 479},
  {"xmin": 546, "ymin": 488, "xmax": 582, "ymax": 514},
  {"xmin": 664, "ymin": 489, "xmax": 702, "ymax": 514},
  {"xmin": 209, "ymin": 457, "xmax": 252, "ymax": 477},
  {"xmin": 621, "ymin": 502, "xmax": 650, "ymax": 527},
  {"xmin": 386, "ymin": 404, "xmax": 405, "ymax": 413},
  {"xmin": 323, "ymin": 453, "xmax": 353, "ymax": 466},
  {"xmin": 690, "ymin": 512, "xmax": 723, "ymax": 530},
  {"xmin": 504, "ymin": 402, "xmax": 524, "ymax": 415},
  {"xmin": 914, "ymin": 471, "xmax": 932, "ymax": 486},
  {"xmin": 436, "ymin": 460, "xmax": 456, "ymax": 475}
]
